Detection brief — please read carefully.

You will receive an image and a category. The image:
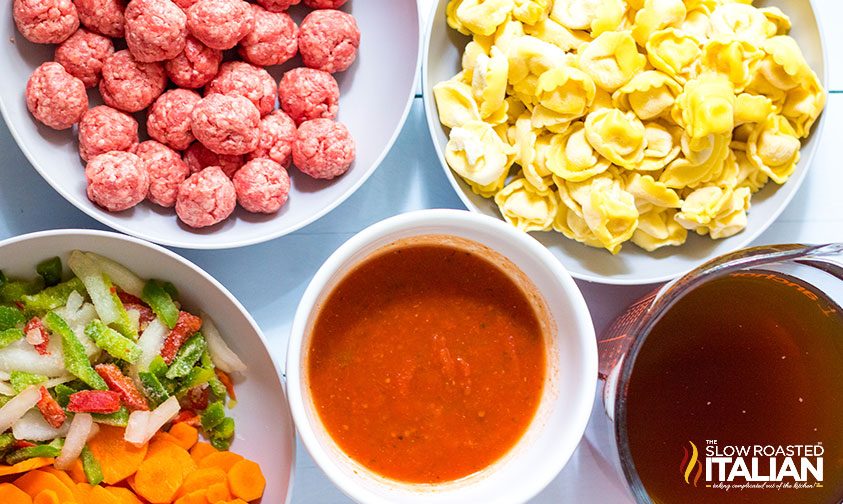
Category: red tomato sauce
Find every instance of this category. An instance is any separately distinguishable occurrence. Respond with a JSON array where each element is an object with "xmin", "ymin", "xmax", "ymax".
[{"xmin": 307, "ymin": 240, "xmax": 547, "ymax": 483}]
